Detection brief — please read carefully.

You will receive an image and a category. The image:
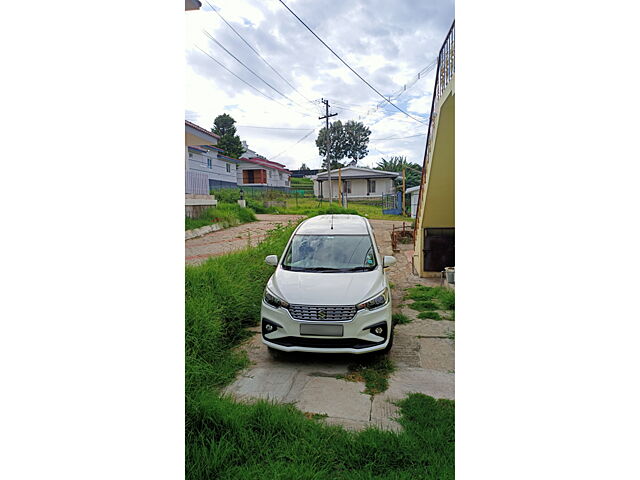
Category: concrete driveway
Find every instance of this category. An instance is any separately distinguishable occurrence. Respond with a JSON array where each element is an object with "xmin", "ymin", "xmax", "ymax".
[{"xmin": 223, "ymin": 219, "xmax": 454, "ymax": 431}]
